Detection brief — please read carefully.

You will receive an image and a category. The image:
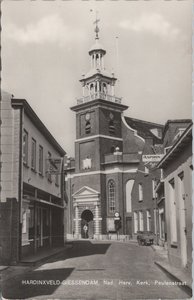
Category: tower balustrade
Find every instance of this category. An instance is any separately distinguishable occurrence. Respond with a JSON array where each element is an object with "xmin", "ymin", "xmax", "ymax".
[{"xmin": 76, "ymin": 92, "xmax": 122, "ymax": 105}]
